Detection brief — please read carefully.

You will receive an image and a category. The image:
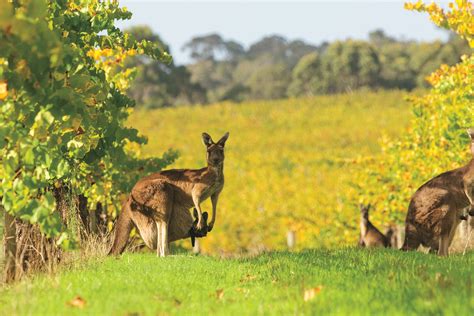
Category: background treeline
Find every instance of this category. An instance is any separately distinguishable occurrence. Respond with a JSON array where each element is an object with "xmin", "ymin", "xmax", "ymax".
[{"xmin": 127, "ymin": 26, "xmax": 471, "ymax": 108}]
